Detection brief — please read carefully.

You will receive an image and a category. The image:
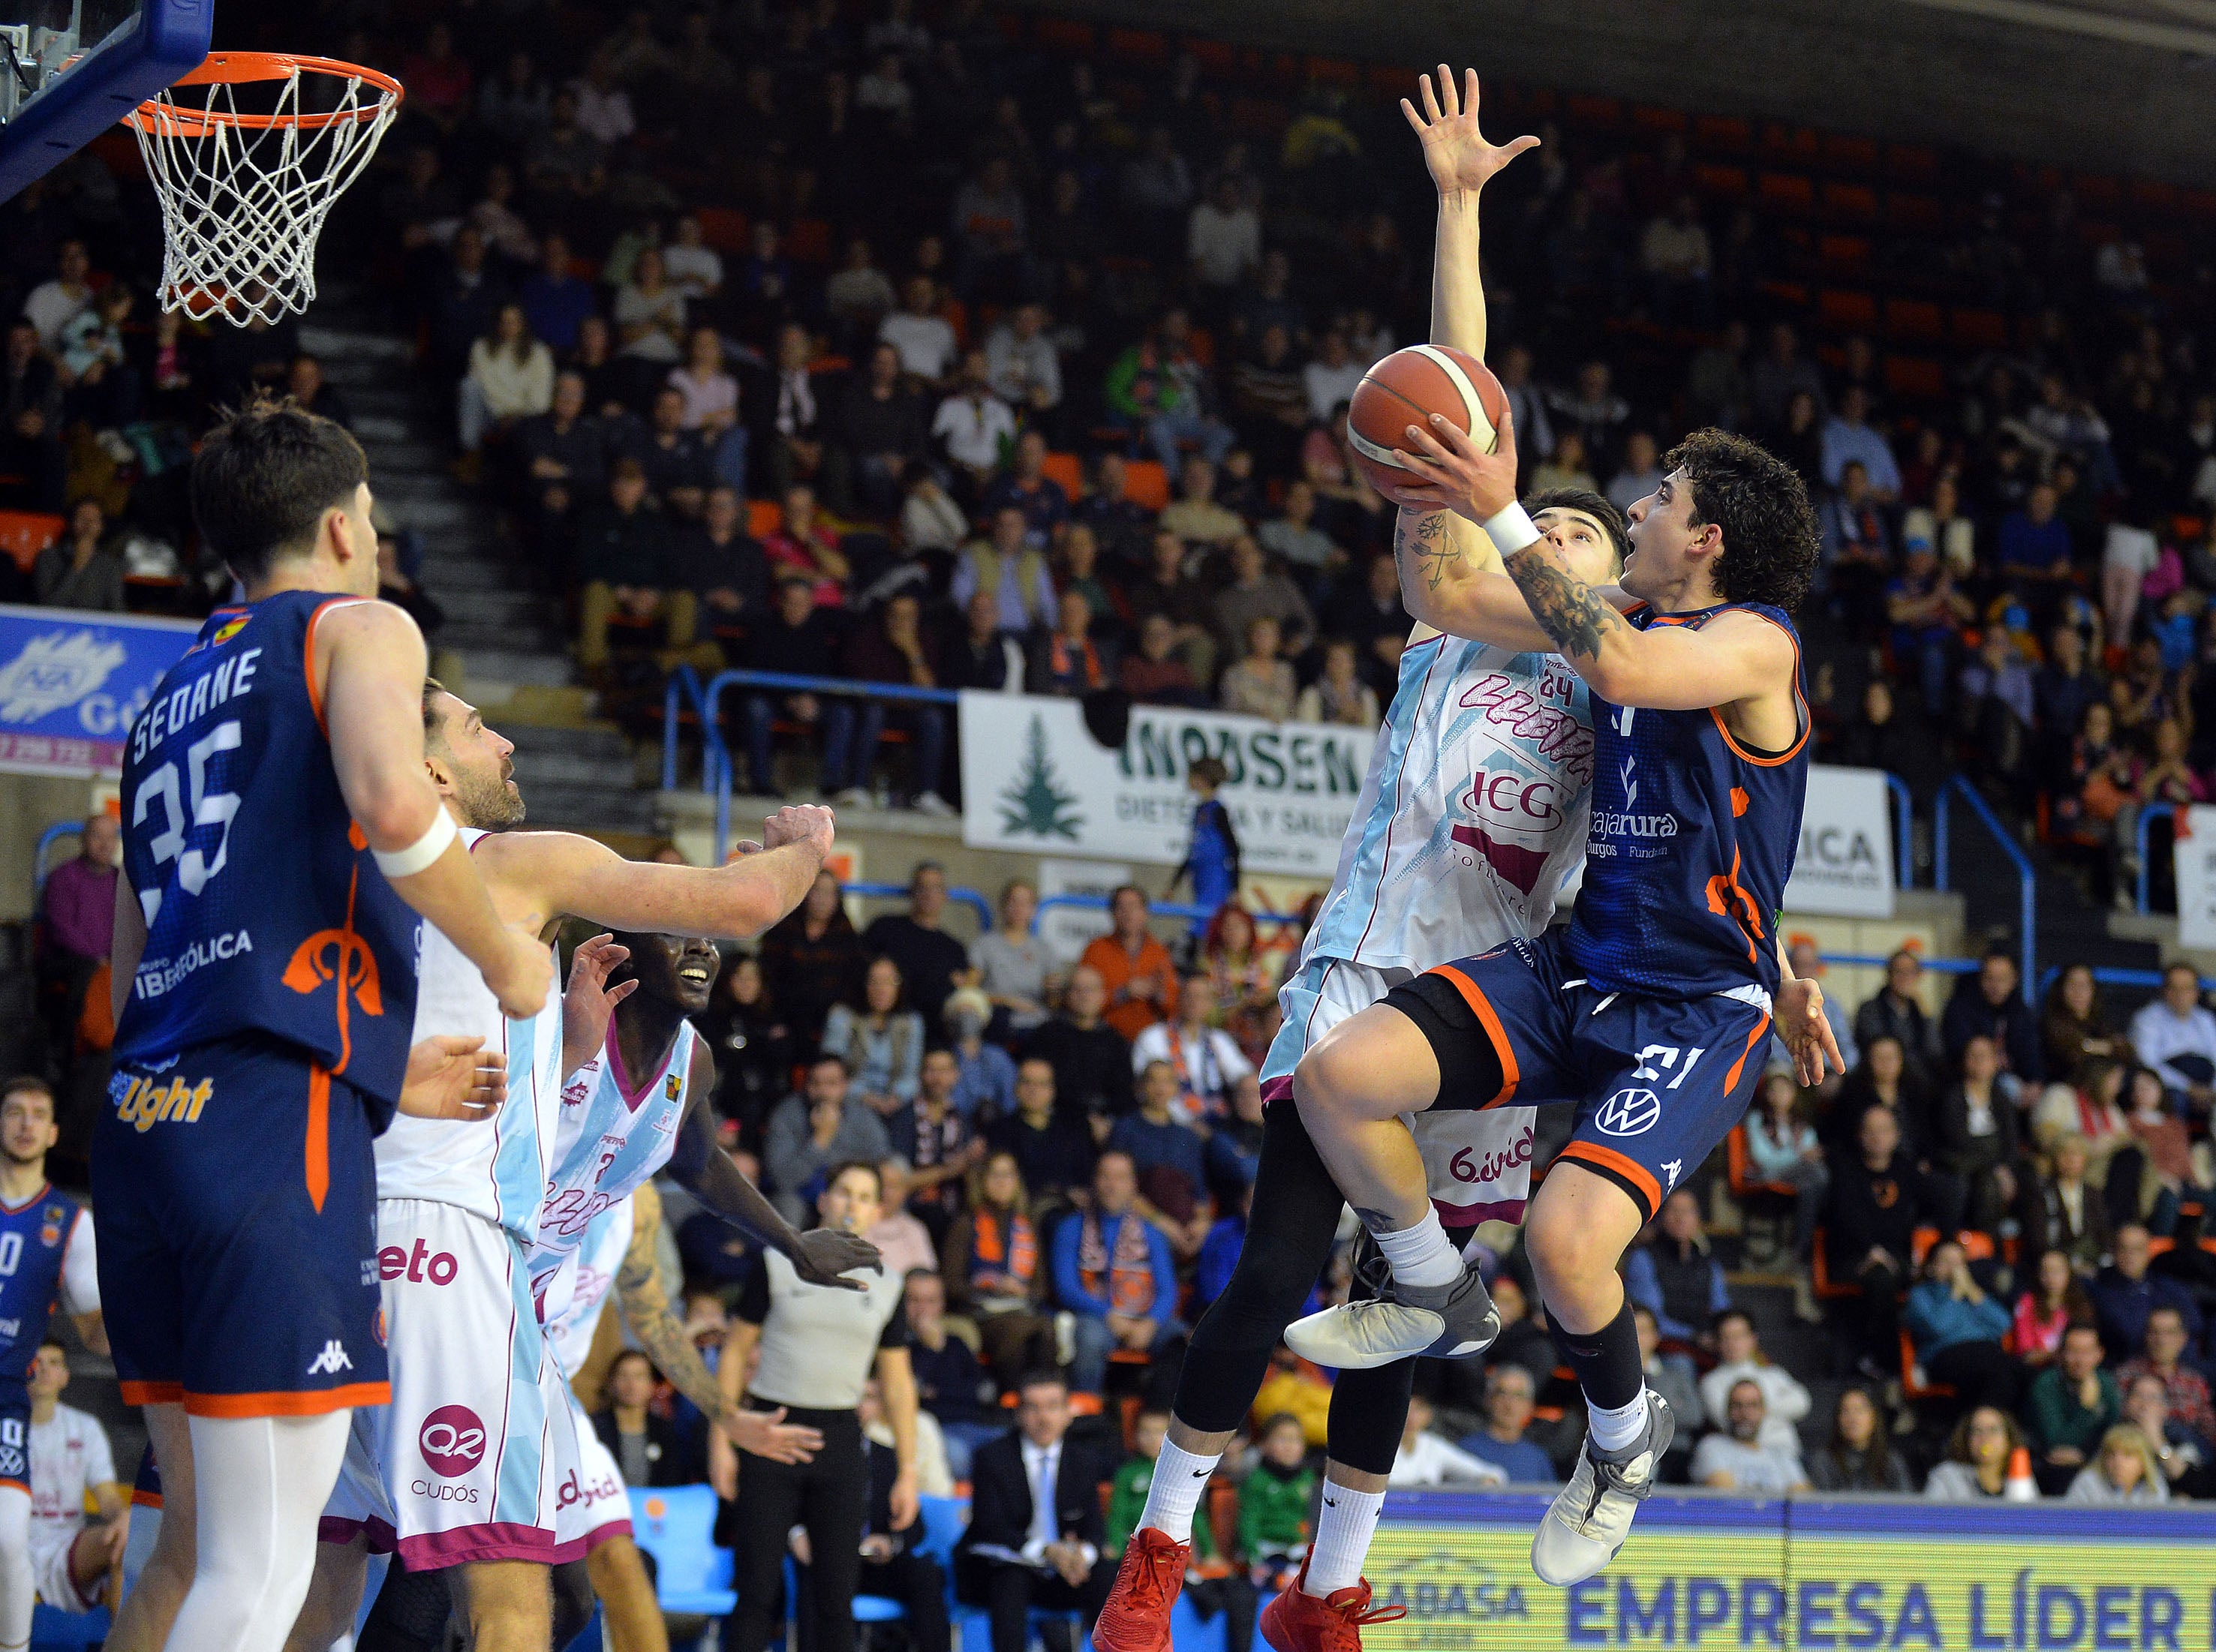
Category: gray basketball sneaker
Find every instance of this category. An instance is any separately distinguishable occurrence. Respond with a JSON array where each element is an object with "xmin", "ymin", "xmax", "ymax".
[
  {"xmin": 1282, "ymin": 1257, "xmax": 1501, "ymax": 1369},
  {"xmin": 1530, "ymin": 1391, "xmax": 1675, "ymax": 1586}
]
